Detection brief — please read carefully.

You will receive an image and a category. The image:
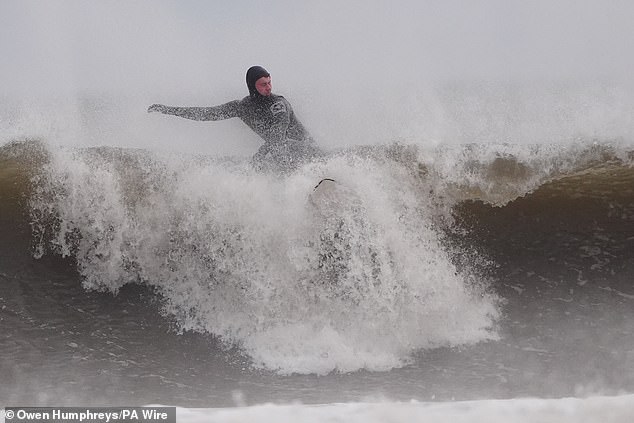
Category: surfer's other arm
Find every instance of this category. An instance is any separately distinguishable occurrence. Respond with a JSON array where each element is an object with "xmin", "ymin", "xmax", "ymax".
[
  {"xmin": 286, "ymin": 106, "xmax": 315, "ymax": 143},
  {"xmin": 147, "ymin": 101, "xmax": 241, "ymax": 121}
]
